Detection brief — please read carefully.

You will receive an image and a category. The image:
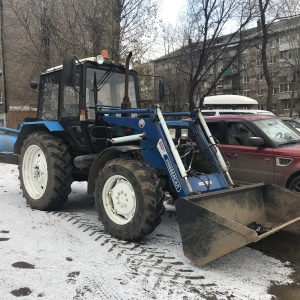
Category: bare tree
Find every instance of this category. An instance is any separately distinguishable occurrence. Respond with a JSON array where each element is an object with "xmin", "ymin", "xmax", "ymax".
[
  {"xmin": 108, "ymin": 0, "xmax": 160, "ymax": 61},
  {"xmin": 256, "ymin": 0, "xmax": 285, "ymax": 111},
  {"xmin": 171, "ymin": 0, "xmax": 255, "ymax": 110},
  {"xmin": 3, "ymin": 0, "xmax": 160, "ymax": 109},
  {"xmin": 154, "ymin": 23, "xmax": 188, "ymax": 112}
]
